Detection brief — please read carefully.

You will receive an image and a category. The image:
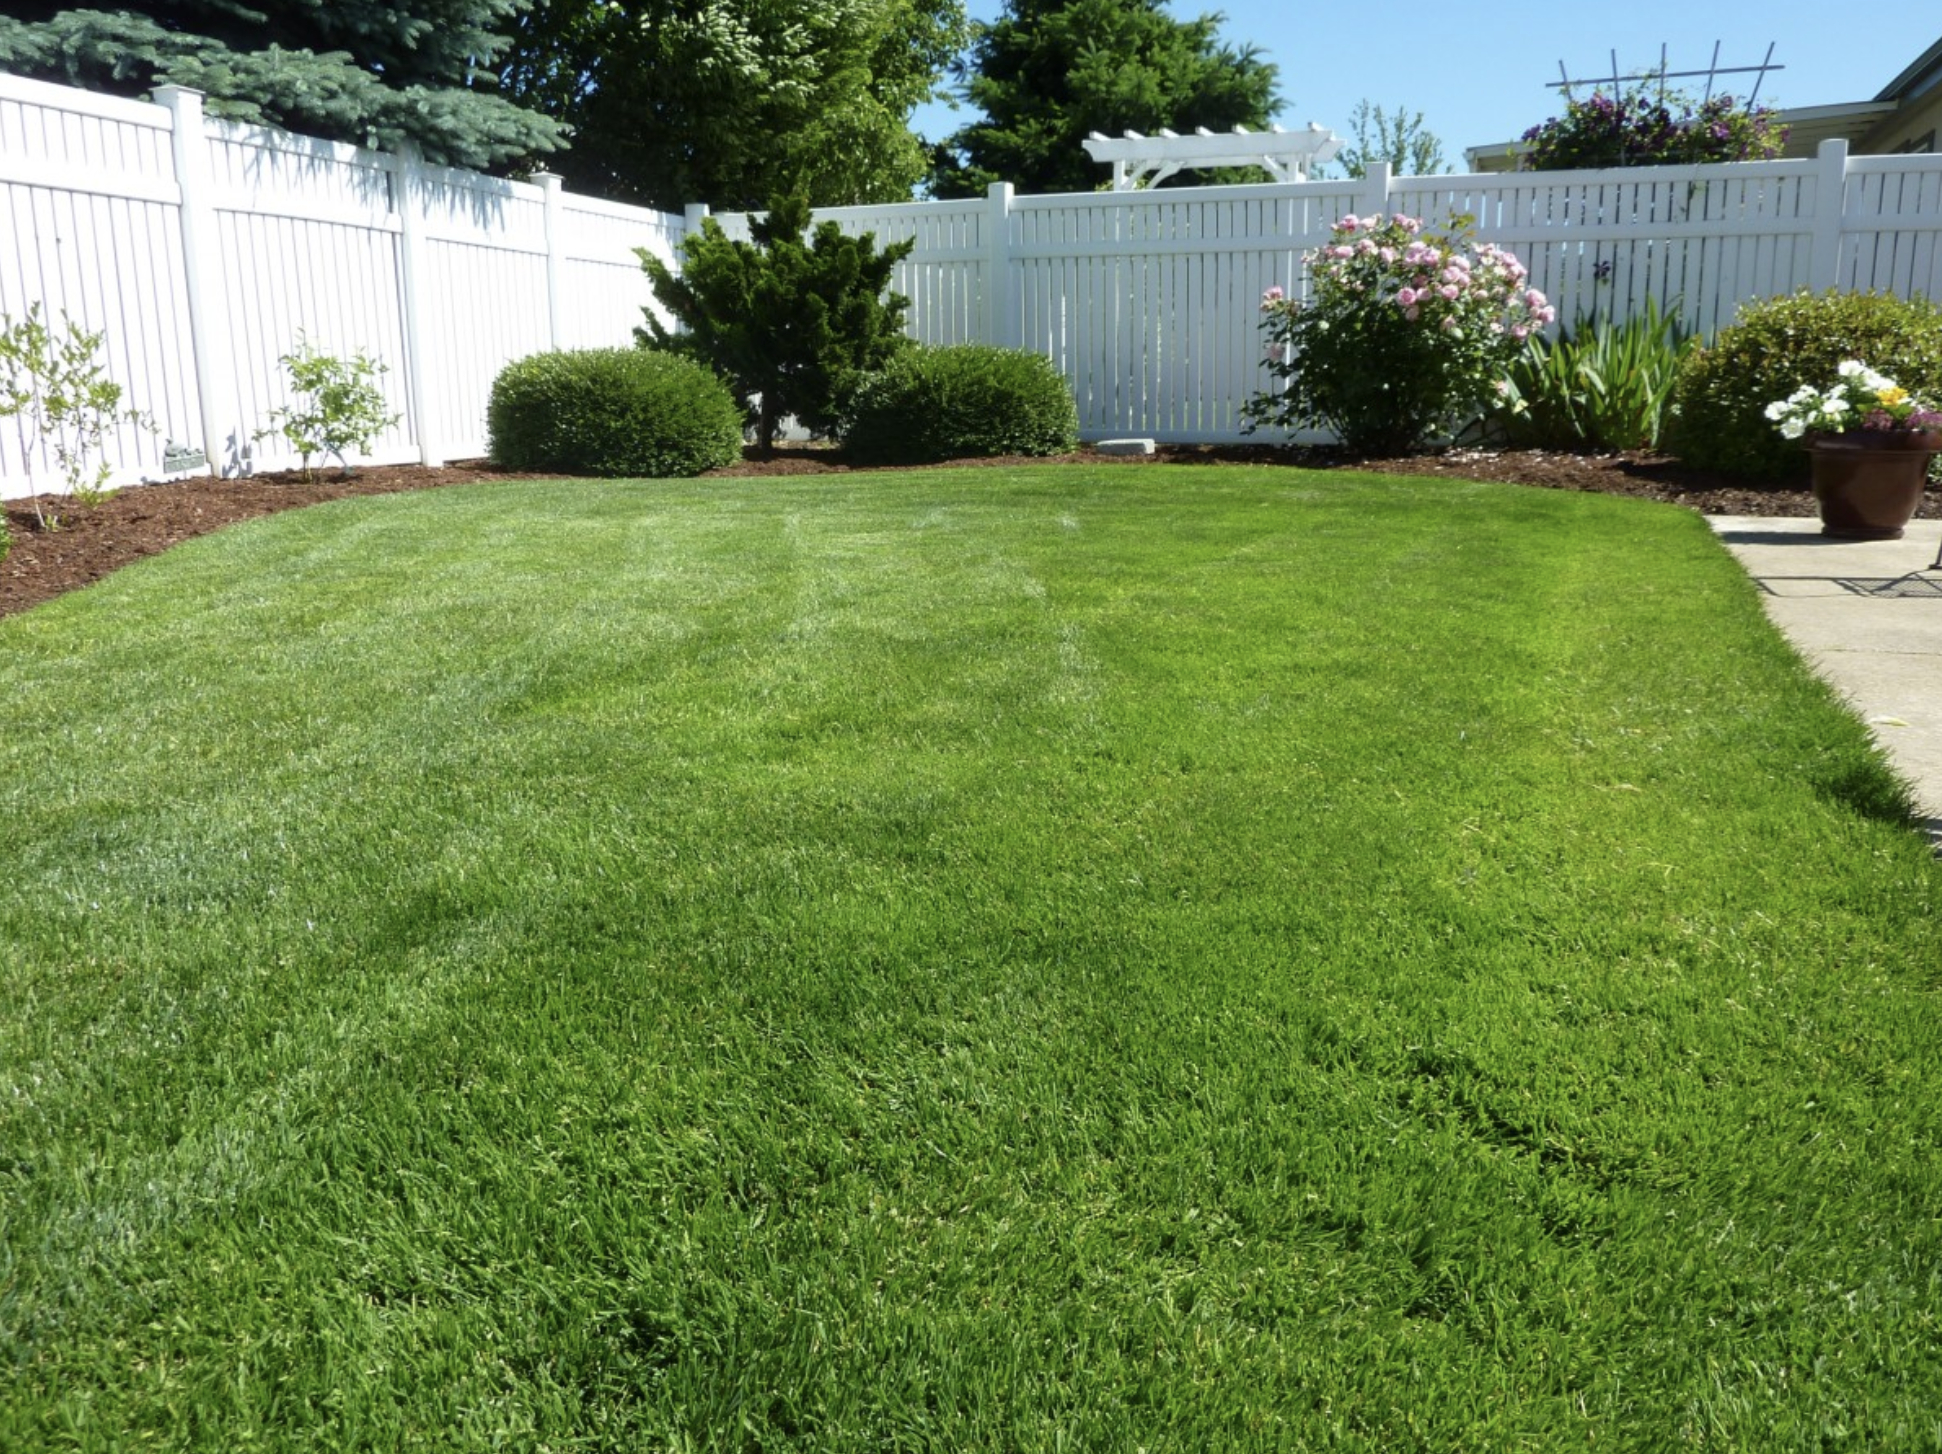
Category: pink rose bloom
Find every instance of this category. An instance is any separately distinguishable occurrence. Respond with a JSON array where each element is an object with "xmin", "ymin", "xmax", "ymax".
[
  {"xmin": 1378, "ymin": 247, "xmax": 1396, "ymax": 263},
  {"xmin": 1439, "ymin": 284, "xmax": 1460, "ymax": 301},
  {"xmin": 1536, "ymin": 305, "xmax": 1557, "ymax": 326},
  {"xmin": 1440, "ymin": 315, "xmax": 1459, "ymax": 331},
  {"xmin": 1404, "ymin": 305, "xmax": 1420, "ymax": 321},
  {"xmin": 1509, "ymin": 324, "xmax": 1529, "ymax": 340},
  {"xmin": 1395, "ymin": 286, "xmax": 1418, "ymax": 307},
  {"xmin": 1523, "ymin": 289, "xmax": 1546, "ymax": 312},
  {"xmin": 1263, "ymin": 284, "xmax": 1285, "ymax": 302},
  {"xmin": 1338, "ymin": 214, "xmax": 1361, "ymax": 232}
]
